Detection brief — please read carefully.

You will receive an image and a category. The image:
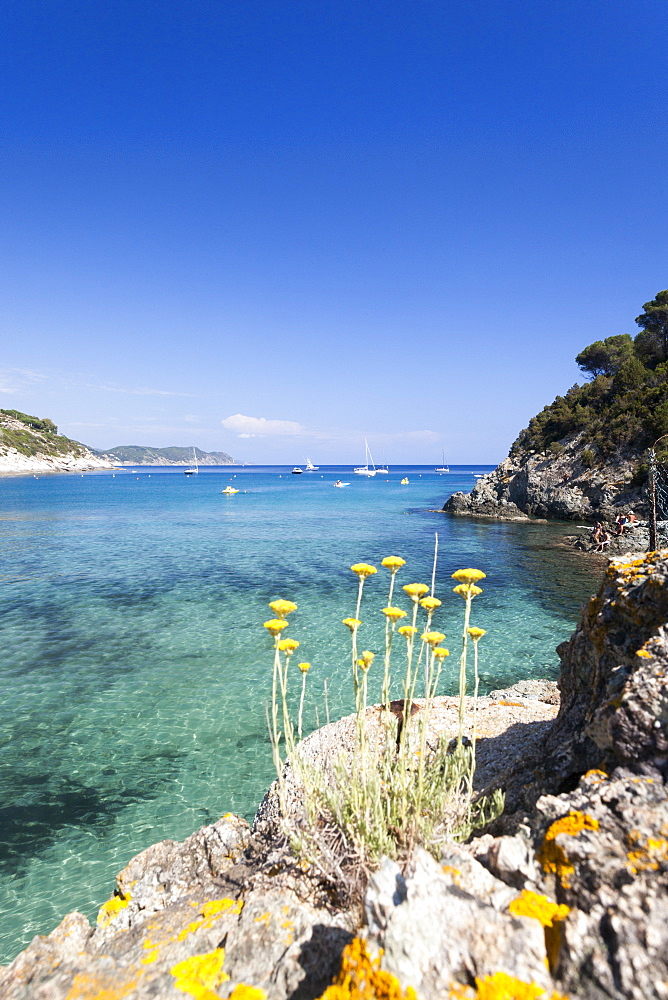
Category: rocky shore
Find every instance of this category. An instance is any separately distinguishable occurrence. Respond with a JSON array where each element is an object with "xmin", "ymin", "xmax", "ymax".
[
  {"xmin": 0, "ymin": 411, "xmax": 114, "ymax": 475},
  {"xmin": 444, "ymin": 435, "xmax": 644, "ymax": 525},
  {"xmin": 2, "ymin": 551, "xmax": 668, "ymax": 1000}
]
